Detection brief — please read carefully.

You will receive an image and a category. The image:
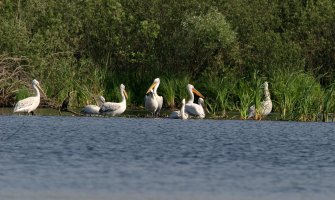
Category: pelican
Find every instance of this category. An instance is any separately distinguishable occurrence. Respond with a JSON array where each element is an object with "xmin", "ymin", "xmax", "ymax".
[
  {"xmin": 13, "ymin": 79, "xmax": 46, "ymax": 115},
  {"xmin": 99, "ymin": 84, "xmax": 128, "ymax": 116},
  {"xmin": 145, "ymin": 78, "xmax": 163, "ymax": 117},
  {"xmin": 248, "ymin": 81, "xmax": 272, "ymax": 119},
  {"xmin": 81, "ymin": 96, "xmax": 105, "ymax": 115},
  {"xmin": 145, "ymin": 89, "xmax": 158, "ymax": 116},
  {"xmin": 185, "ymin": 84, "xmax": 206, "ymax": 119},
  {"xmin": 198, "ymin": 97, "xmax": 210, "ymax": 114},
  {"xmin": 169, "ymin": 99, "xmax": 188, "ymax": 119}
]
